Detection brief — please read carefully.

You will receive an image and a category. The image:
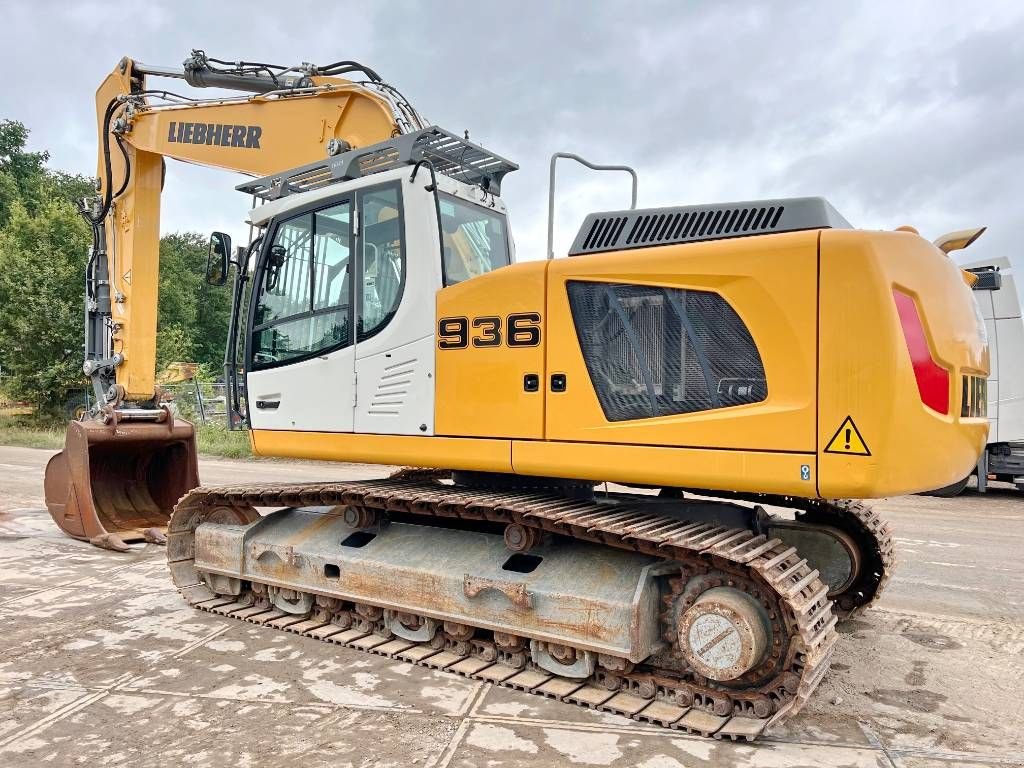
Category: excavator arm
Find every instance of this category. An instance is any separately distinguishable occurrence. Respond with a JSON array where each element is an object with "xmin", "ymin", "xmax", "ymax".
[
  {"xmin": 47, "ymin": 51, "xmax": 420, "ymax": 550},
  {"xmin": 89, "ymin": 53, "xmax": 411, "ymax": 402}
]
